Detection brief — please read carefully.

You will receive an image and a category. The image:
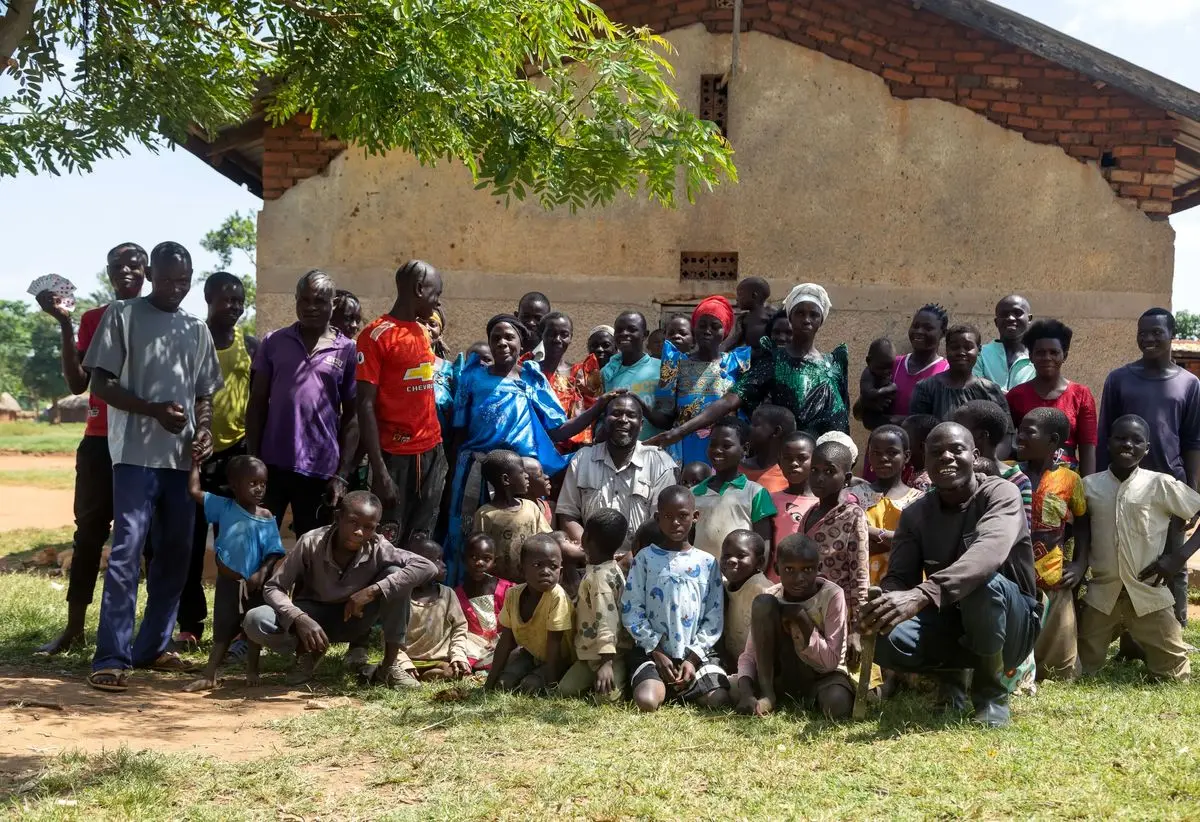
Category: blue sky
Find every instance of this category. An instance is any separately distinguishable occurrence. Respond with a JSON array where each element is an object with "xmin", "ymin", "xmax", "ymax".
[{"xmin": 3, "ymin": 0, "xmax": 1199, "ymax": 318}]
